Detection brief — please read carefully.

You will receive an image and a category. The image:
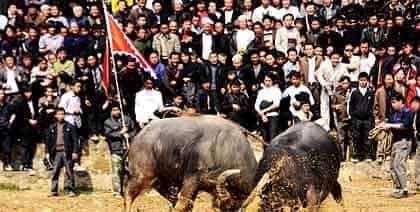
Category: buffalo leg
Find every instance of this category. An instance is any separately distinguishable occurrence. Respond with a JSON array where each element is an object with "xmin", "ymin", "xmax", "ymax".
[
  {"xmin": 173, "ymin": 175, "xmax": 199, "ymax": 212},
  {"xmin": 124, "ymin": 173, "xmax": 155, "ymax": 212},
  {"xmin": 306, "ymin": 185, "xmax": 320, "ymax": 212}
]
